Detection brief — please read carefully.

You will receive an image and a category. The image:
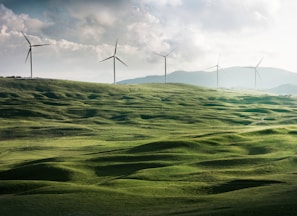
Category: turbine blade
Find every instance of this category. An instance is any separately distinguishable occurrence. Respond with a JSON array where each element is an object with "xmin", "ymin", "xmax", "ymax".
[
  {"xmin": 165, "ymin": 48, "xmax": 176, "ymax": 57},
  {"xmin": 116, "ymin": 56, "xmax": 128, "ymax": 67},
  {"xmin": 206, "ymin": 65, "xmax": 217, "ymax": 70},
  {"xmin": 256, "ymin": 70, "xmax": 262, "ymax": 80},
  {"xmin": 32, "ymin": 44, "xmax": 50, "ymax": 47},
  {"xmin": 256, "ymin": 57, "xmax": 264, "ymax": 68},
  {"xmin": 100, "ymin": 56, "xmax": 113, "ymax": 62},
  {"xmin": 114, "ymin": 40, "xmax": 118, "ymax": 56},
  {"xmin": 25, "ymin": 48, "xmax": 31, "ymax": 63},
  {"xmin": 21, "ymin": 31, "xmax": 31, "ymax": 45}
]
